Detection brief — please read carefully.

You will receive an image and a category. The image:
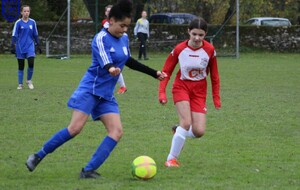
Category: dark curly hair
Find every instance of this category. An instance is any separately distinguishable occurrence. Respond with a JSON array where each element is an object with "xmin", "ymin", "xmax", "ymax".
[{"xmin": 108, "ymin": 0, "xmax": 133, "ymax": 21}]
